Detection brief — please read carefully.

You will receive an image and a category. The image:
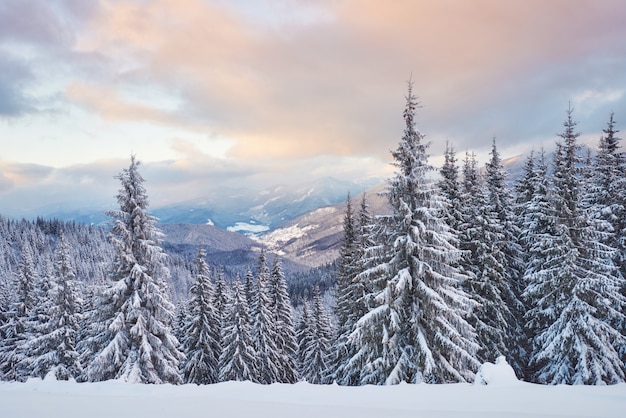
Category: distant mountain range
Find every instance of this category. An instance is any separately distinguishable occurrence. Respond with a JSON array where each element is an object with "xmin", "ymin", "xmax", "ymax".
[
  {"xmin": 250, "ymin": 154, "xmax": 526, "ymax": 268},
  {"xmin": 25, "ymin": 156, "xmax": 527, "ymax": 273},
  {"xmin": 38, "ymin": 176, "xmax": 382, "ymax": 274},
  {"xmin": 45, "ymin": 176, "xmax": 381, "ymax": 232},
  {"xmin": 255, "ymin": 183, "xmax": 389, "ymax": 267}
]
